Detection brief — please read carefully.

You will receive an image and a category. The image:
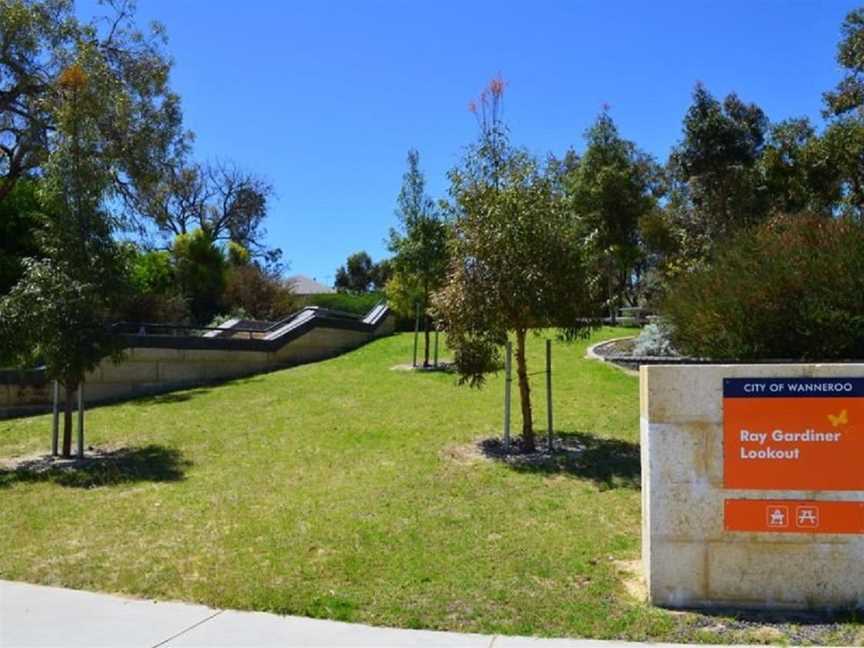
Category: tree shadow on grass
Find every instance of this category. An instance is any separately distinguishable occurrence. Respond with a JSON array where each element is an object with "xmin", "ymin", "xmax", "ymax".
[
  {"xmin": 0, "ymin": 445, "xmax": 191, "ymax": 489},
  {"xmin": 479, "ymin": 431, "xmax": 641, "ymax": 490}
]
